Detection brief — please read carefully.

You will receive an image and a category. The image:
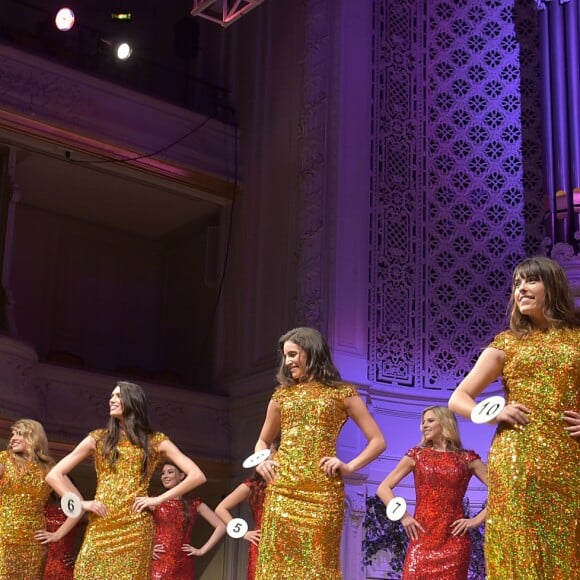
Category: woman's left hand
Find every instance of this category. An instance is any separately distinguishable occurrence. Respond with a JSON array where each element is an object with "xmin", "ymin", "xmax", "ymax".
[
  {"xmin": 181, "ymin": 544, "xmax": 203, "ymax": 557},
  {"xmin": 132, "ymin": 496, "xmax": 160, "ymax": 513},
  {"xmin": 563, "ymin": 410, "xmax": 580, "ymax": 439},
  {"xmin": 34, "ymin": 529, "xmax": 61, "ymax": 544},
  {"xmin": 450, "ymin": 517, "xmax": 477, "ymax": 536},
  {"xmin": 319, "ymin": 456, "xmax": 350, "ymax": 477}
]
